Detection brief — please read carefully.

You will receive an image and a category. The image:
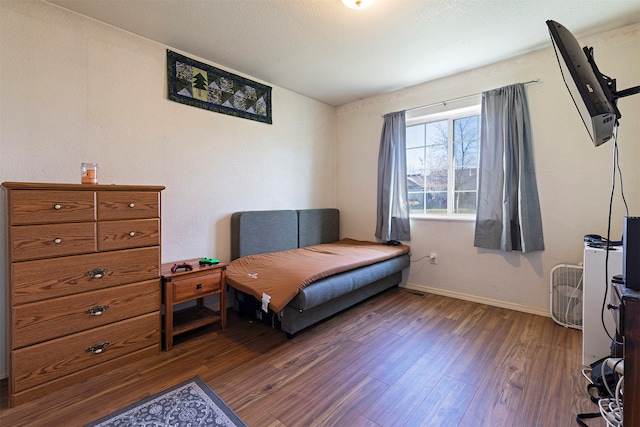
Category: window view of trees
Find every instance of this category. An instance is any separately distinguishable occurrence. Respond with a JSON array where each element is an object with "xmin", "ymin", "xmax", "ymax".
[{"xmin": 406, "ymin": 112, "xmax": 480, "ymax": 216}]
